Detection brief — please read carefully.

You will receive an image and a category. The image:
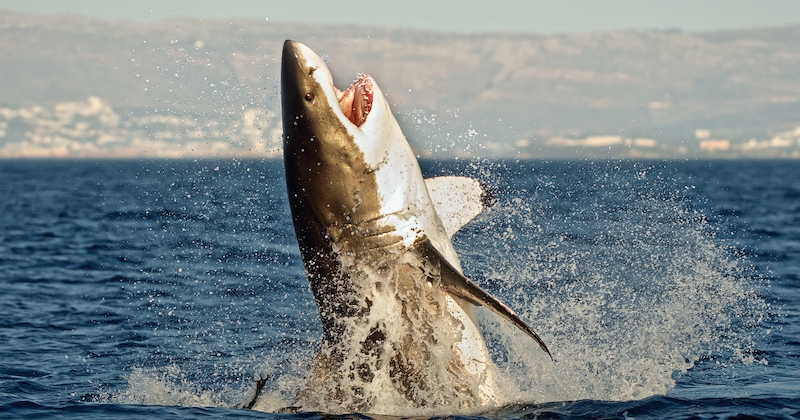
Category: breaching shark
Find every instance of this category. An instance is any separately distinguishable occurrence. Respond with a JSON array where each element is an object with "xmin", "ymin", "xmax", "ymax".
[{"xmin": 278, "ymin": 40, "xmax": 550, "ymax": 414}]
